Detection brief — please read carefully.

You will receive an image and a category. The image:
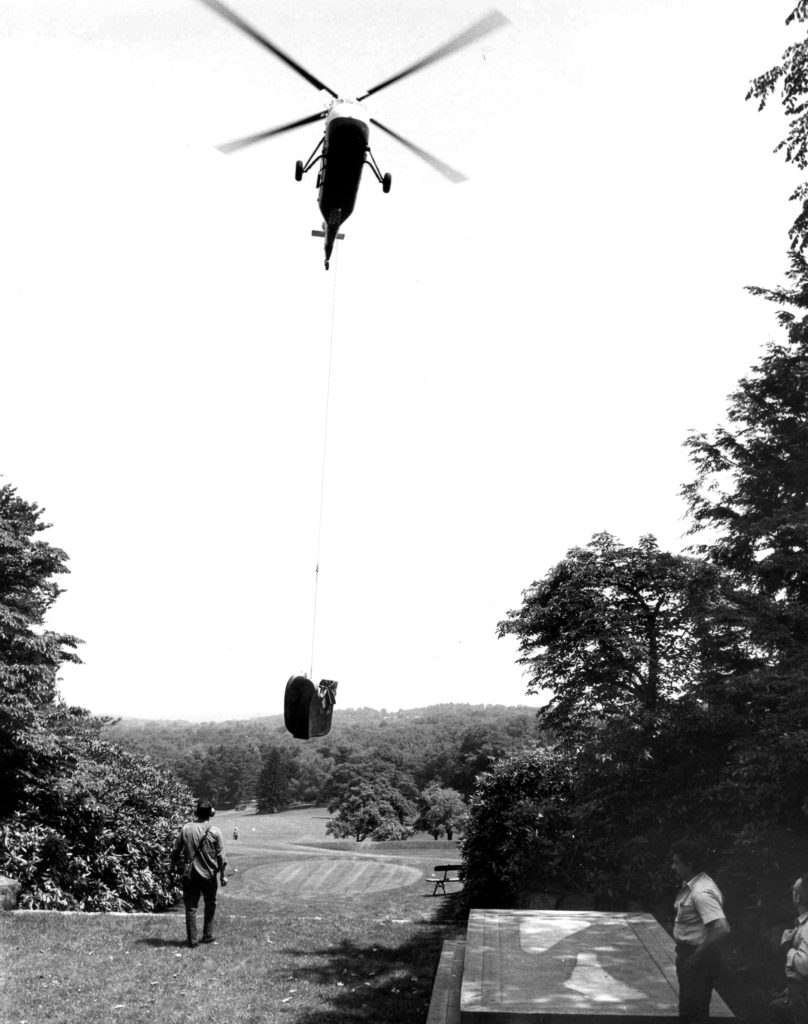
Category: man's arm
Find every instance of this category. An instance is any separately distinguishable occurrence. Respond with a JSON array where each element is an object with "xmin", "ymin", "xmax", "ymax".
[
  {"xmin": 169, "ymin": 828, "xmax": 183, "ymax": 871},
  {"xmin": 690, "ymin": 917, "xmax": 730, "ymax": 965},
  {"xmin": 787, "ymin": 924, "xmax": 808, "ymax": 978},
  {"xmin": 213, "ymin": 830, "xmax": 228, "ymax": 885}
]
